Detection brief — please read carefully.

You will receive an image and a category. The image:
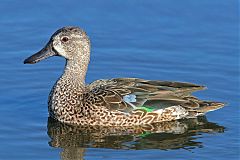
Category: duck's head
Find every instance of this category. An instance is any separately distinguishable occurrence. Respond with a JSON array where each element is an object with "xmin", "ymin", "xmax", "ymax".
[{"xmin": 24, "ymin": 26, "xmax": 90, "ymax": 64}]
